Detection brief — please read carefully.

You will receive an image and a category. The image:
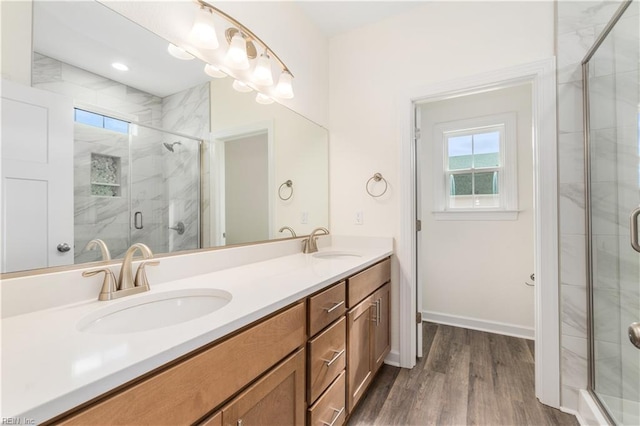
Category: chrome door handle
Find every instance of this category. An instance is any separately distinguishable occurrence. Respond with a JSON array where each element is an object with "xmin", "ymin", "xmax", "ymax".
[
  {"xmin": 57, "ymin": 243, "xmax": 71, "ymax": 253},
  {"xmin": 321, "ymin": 407, "xmax": 345, "ymax": 426},
  {"xmin": 134, "ymin": 211, "xmax": 143, "ymax": 230},
  {"xmin": 630, "ymin": 207, "xmax": 640, "ymax": 252},
  {"xmin": 629, "ymin": 322, "xmax": 640, "ymax": 349},
  {"xmin": 323, "ymin": 349, "xmax": 345, "ymax": 367},
  {"xmin": 325, "ymin": 300, "xmax": 344, "ymax": 313}
]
